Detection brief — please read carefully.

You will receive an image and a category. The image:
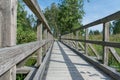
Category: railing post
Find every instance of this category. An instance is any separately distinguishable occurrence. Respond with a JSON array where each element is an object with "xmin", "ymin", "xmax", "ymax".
[
  {"xmin": 36, "ymin": 20, "xmax": 43, "ymax": 66},
  {"xmin": 103, "ymin": 22, "xmax": 110, "ymax": 65},
  {"xmin": 85, "ymin": 29, "xmax": 88, "ymax": 55},
  {"xmin": 76, "ymin": 31, "xmax": 79, "ymax": 50},
  {"xmin": 44, "ymin": 29, "xmax": 47, "ymax": 53},
  {"xmin": 0, "ymin": 0, "xmax": 17, "ymax": 79}
]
